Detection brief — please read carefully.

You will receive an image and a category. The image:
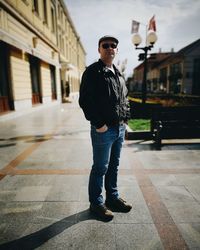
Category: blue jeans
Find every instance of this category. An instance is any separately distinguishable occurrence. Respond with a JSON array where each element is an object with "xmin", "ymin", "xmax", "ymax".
[{"xmin": 89, "ymin": 124, "xmax": 126, "ymax": 205}]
